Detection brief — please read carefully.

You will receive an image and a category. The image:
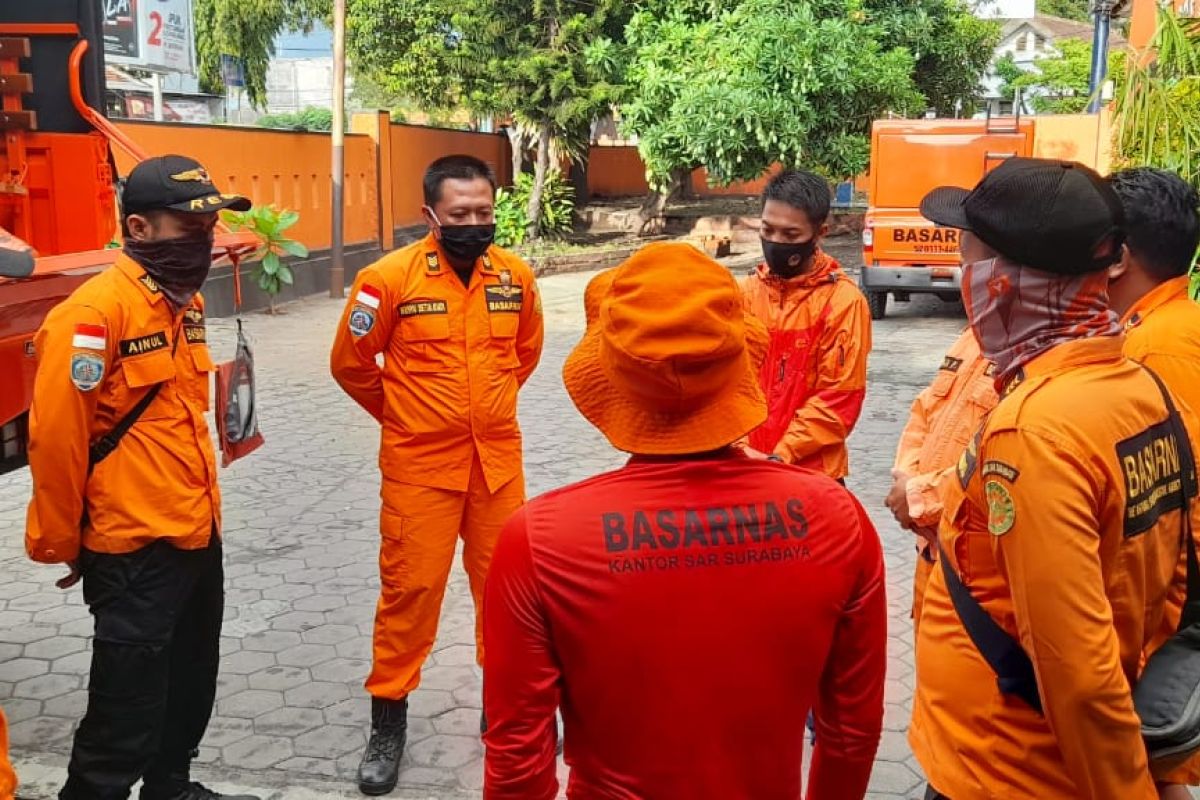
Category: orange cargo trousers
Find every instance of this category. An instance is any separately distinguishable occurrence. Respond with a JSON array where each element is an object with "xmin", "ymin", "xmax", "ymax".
[
  {"xmin": 366, "ymin": 458, "xmax": 525, "ymax": 700},
  {"xmin": 0, "ymin": 707, "xmax": 15, "ymax": 800}
]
